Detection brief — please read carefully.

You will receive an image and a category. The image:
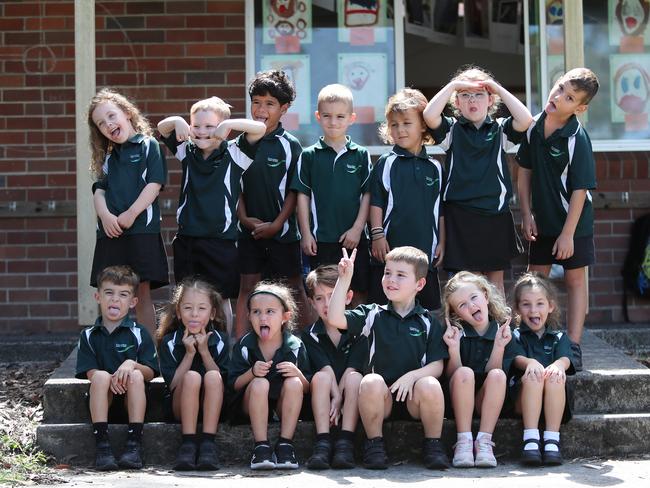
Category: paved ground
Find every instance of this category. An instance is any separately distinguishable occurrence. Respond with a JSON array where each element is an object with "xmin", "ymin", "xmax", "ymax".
[{"xmin": 43, "ymin": 457, "xmax": 650, "ymax": 487}]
